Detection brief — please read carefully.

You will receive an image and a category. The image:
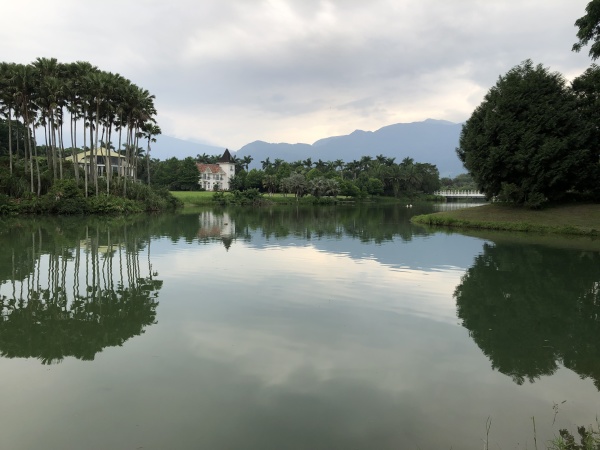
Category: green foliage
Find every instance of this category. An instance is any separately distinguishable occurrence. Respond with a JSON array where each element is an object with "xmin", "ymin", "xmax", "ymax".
[
  {"xmin": 281, "ymin": 173, "xmax": 308, "ymax": 198},
  {"xmin": 0, "ymin": 165, "xmax": 28, "ymax": 197},
  {"xmin": 339, "ymin": 179, "xmax": 361, "ymax": 197},
  {"xmin": 309, "ymin": 177, "xmax": 340, "ymax": 198},
  {"xmin": 212, "ymin": 189, "xmax": 267, "ymax": 206},
  {"xmin": 364, "ymin": 177, "xmax": 384, "ymax": 196},
  {"xmin": 0, "ymin": 119, "xmax": 29, "ymax": 159},
  {"xmin": 440, "ymin": 173, "xmax": 477, "ymax": 190},
  {"xmin": 573, "ymin": 0, "xmax": 600, "ymax": 60},
  {"xmin": 0, "ymin": 194, "xmax": 16, "ymax": 214},
  {"xmin": 229, "ymin": 171, "xmax": 247, "ymax": 191},
  {"xmin": 245, "ymin": 169, "xmax": 264, "ymax": 190},
  {"xmin": 86, "ymin": 196, "xmax": 143, "ymax": 214},
  {"xmin": 550, "ymin": 425, "xmax": 600, "ymax": 450},
  {"xmin": 152, "ymin": 156, "xmax": 201, "ymax": 191},
  {"xmin": 458, "ymin": 60, "xmax": 597, "ymax": 206}
]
